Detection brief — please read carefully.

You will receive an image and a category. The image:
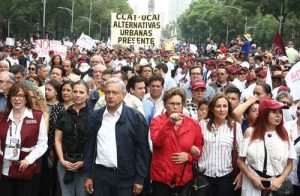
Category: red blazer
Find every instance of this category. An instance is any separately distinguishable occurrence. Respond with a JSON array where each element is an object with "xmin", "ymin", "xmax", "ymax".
[{"xmin": 150, "ymin": 113, "xmax": 203, "ymax": 186}]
